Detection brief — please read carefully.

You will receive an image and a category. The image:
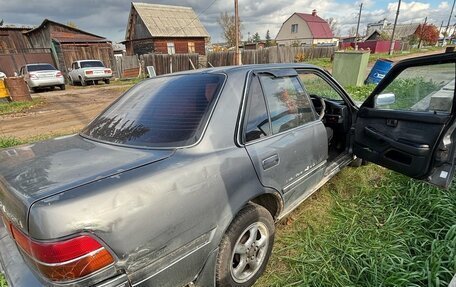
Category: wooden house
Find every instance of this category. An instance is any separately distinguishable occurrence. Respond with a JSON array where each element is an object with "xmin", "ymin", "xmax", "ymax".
[{"xmin": 124, "ymin": 3, "xmax": 209, "ymax": 56}]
